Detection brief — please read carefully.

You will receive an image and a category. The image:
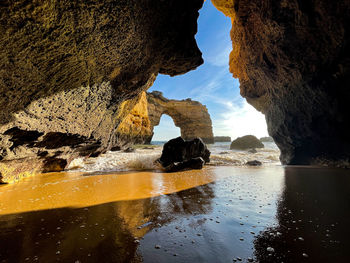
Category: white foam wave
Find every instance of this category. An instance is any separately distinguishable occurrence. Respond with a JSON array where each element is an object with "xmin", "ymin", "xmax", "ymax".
[{"xmin": 67, "ymin": 142, "xmax": 281, "ymax": 173}]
